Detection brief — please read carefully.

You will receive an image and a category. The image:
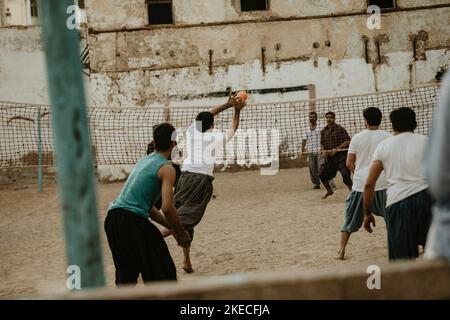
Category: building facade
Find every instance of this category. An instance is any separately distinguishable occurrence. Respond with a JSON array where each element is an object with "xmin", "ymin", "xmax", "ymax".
[
  {"xmin": 0, "ymin": 1, "xmax": 448, "ymax": 180},
  {"xmin": 86, "ymin": 0, "xmax": 450, "ymax": 107},
  {"xmin": 0, "ymin": 0, "xmax": 39, "ymax": 27},
  {"xmin": 0, "ymin": 0, "xmax": 87, "ymax": 104},
  {"xmin": 0, "ymin": 0, "xmax": 448, "ymax": 106}
]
